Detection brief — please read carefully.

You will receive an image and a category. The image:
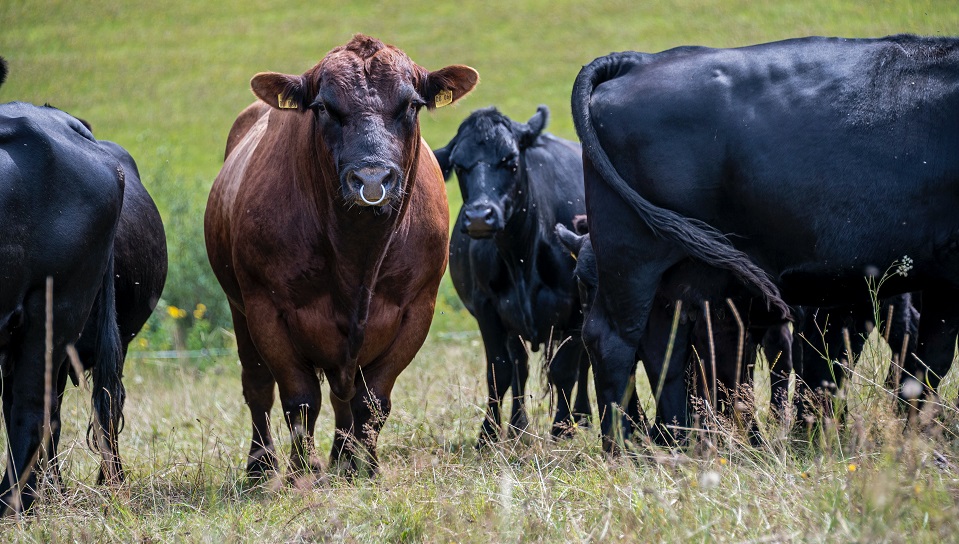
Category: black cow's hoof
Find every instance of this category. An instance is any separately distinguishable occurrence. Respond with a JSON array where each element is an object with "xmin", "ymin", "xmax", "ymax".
[{"xmin": 246, "ymin": 451, "xmax": 280, "ymax": 481}]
